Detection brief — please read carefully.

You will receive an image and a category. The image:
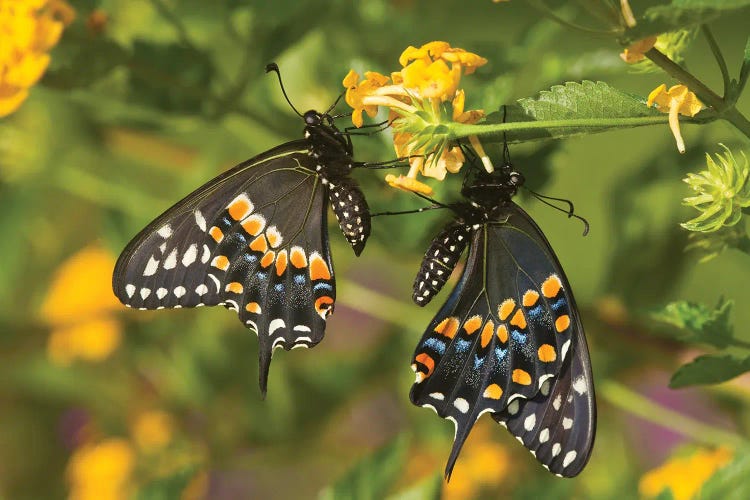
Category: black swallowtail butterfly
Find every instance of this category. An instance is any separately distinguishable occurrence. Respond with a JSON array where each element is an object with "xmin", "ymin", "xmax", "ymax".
[
  {"xmin": 113, "ymin": 65, "xmax": 373, "ymax": 395},
  {"xmin": 409, "ymin": 162, "xmax": 596, "ymax": 478}
]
